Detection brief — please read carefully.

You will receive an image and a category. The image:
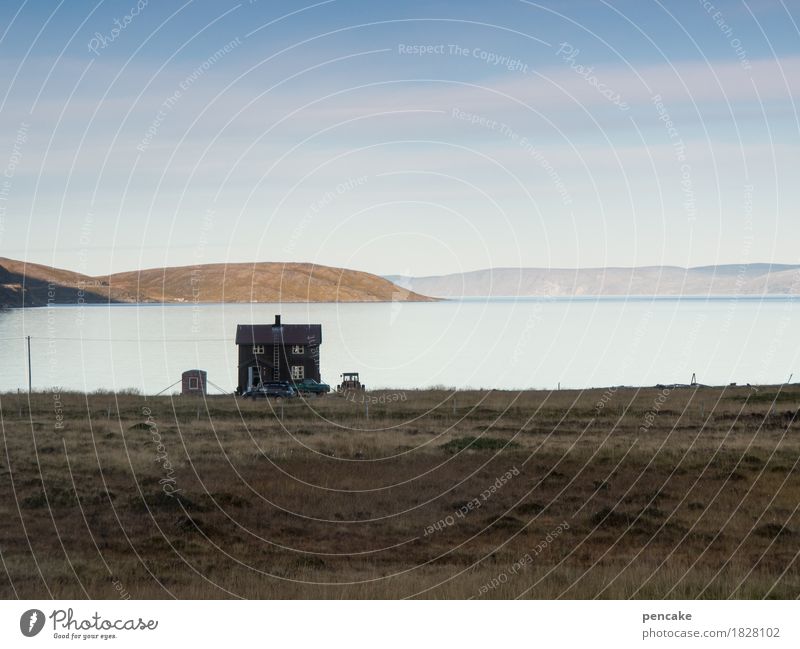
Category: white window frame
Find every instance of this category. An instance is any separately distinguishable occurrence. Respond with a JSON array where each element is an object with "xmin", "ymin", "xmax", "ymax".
[
  {"xmin": 248, "ymin": 366, "xmax": 262, "ymax": 388},
  {"xmin": 253, "ymin": 344, "xmax": 265, "ymax": 355},
  {"xmin": 188, "ymin": 377, "xmax": 199, "ymax": 390},
  {"xmin": 291, "ymin": 345, "xmax": 304, "ymax": 355},
  {"xmin": 291, "ymin": 365, "xmax": 305, "ymax": 380}
]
